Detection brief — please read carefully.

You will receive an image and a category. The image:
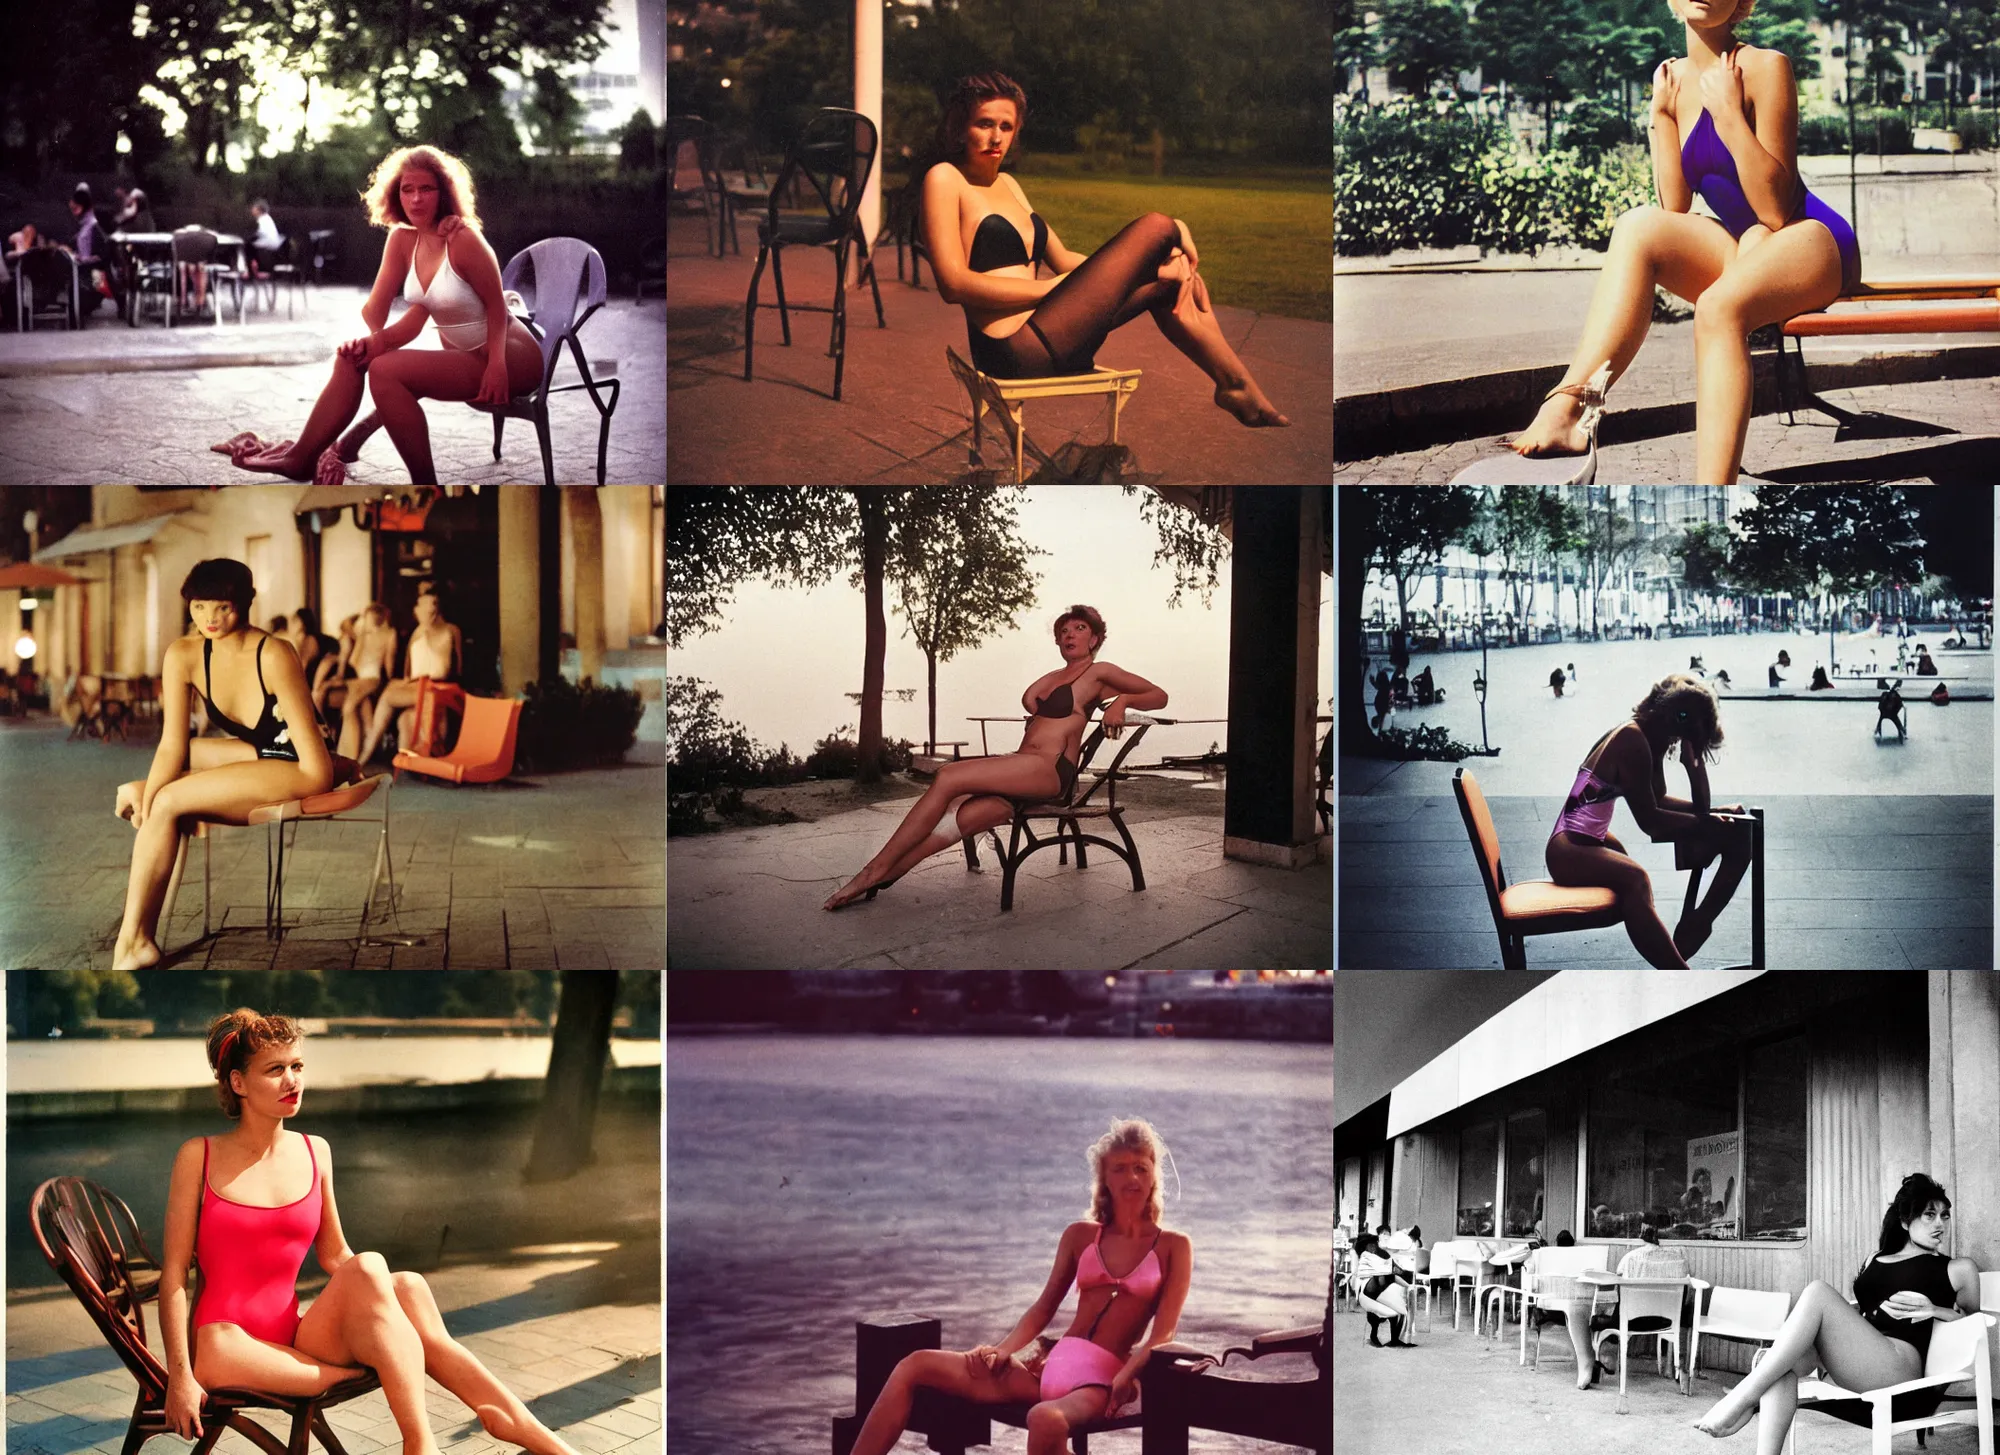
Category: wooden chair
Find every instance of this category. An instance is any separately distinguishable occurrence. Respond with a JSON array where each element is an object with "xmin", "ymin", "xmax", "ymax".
[
  {"xmin": 829, "ymin": 1315, "xmax": 1139, "ymax": 1455},
  {"xmin": 1137, "ymin": 1256, "xmax": 1330, "ymax": 1455},
  {"xmin": 960, "ymin": 715, "xmax": 1157, "ymax": 912},
  {"xmin": 160, "ymin": 772, "xmax": 399, "ymax": 949},
  {"xmin": 392, "ymin": 693, "xmax": 521, "ymax": 785},
  {"xmin": 1452, "ymin": 766, "xmax": 1625, "ymax": 968},
  {"xmin": 30, "ymin": 1176, "xmax": 381, "ymax": 1455},
  {"xmin": 946, "ymin": 346, "xmax": 1142, "ymax": 484}
]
